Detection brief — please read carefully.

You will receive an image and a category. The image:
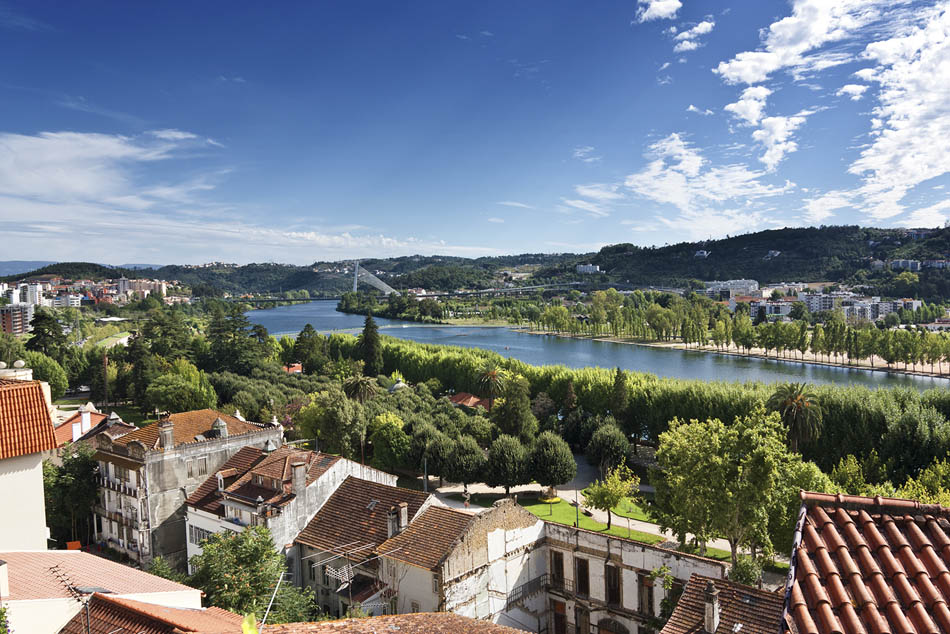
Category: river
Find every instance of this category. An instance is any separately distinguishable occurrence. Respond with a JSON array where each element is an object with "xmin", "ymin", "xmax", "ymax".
[{"xmin": 247, "ymin": 301, "xmax": 949, "ymax": 390}]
